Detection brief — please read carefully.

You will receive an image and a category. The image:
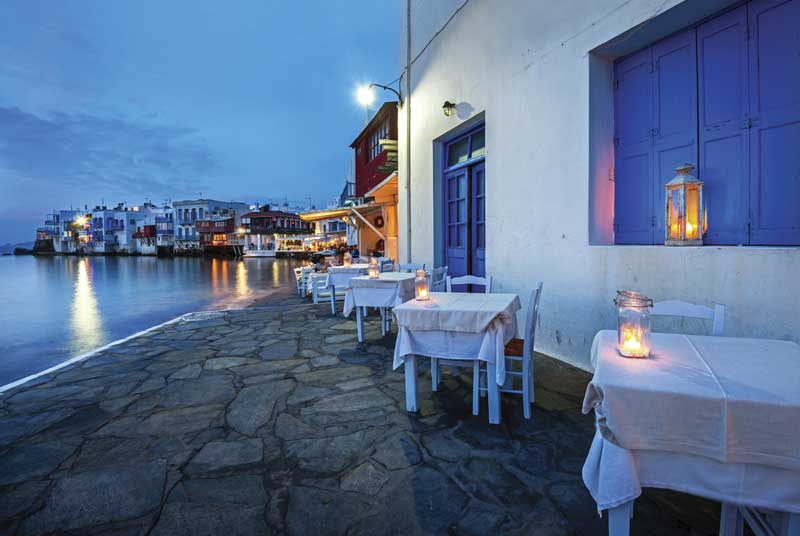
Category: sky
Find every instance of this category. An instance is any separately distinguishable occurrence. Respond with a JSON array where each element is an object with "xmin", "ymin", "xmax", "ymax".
[{"xmin": 0, "ymin": 0, "xmax": 399, "ymax": 244}]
